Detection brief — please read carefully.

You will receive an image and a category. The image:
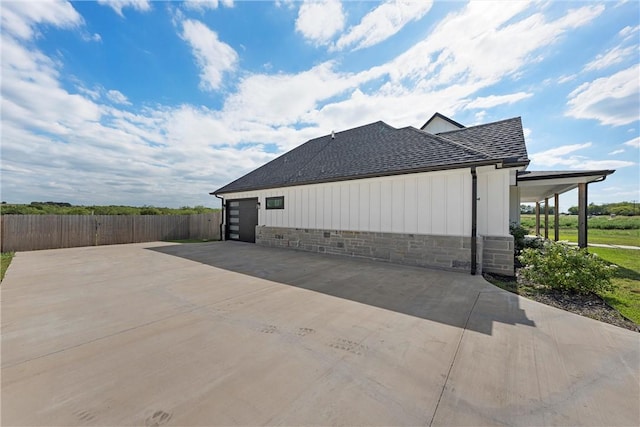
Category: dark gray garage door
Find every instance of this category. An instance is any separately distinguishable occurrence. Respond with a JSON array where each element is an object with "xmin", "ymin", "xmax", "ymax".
[{"xmin": 226, "ymin": 198, "xmax": 258, "ymax": 243}]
